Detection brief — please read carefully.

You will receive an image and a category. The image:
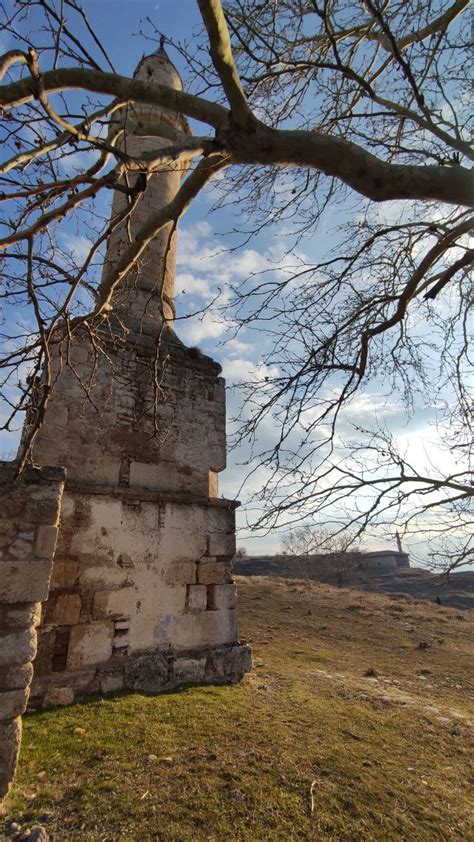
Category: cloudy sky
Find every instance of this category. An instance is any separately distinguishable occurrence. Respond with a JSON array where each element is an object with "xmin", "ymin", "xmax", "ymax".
[{"xmin": 1, "ymin": 0, "xmax": 470, "ymax": 563}]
